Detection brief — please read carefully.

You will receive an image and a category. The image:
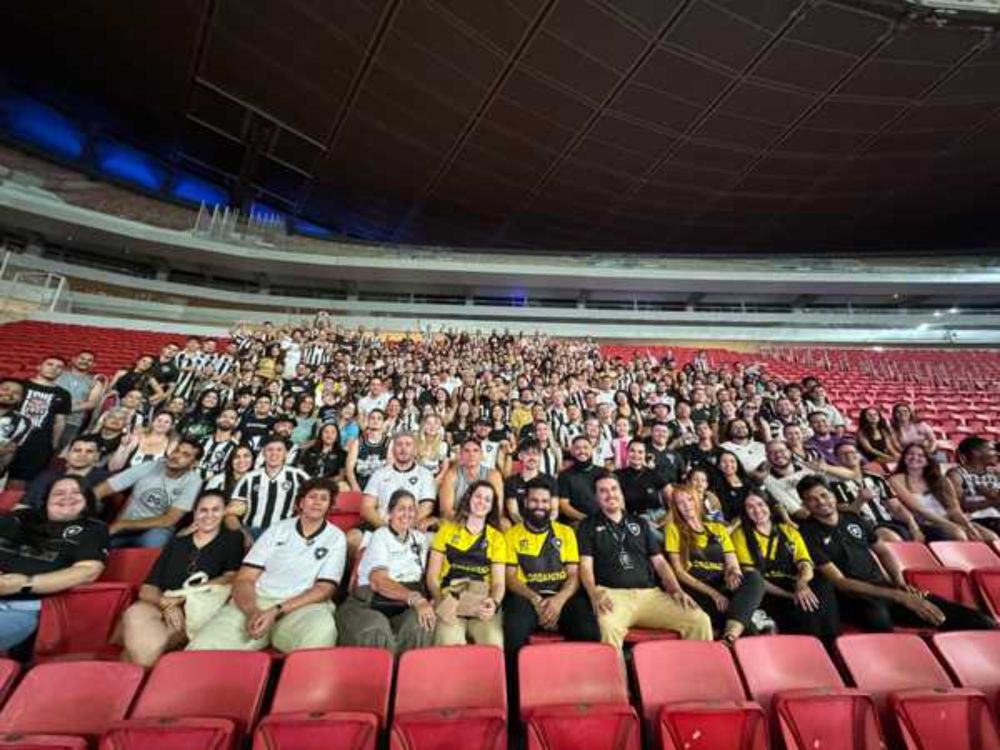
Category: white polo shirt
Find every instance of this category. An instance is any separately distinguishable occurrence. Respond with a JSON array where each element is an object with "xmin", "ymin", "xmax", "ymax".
[
  {"xmin": 244, "ymin": 517, "xmax": 346, "ymax": 599},
  {"xmin": 363, "ymin": 463, "xmax": 437, "ymax": 518},
  {"xmin": 358, "ymin": 526, "xmax": 429, "ymax": 588}
]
